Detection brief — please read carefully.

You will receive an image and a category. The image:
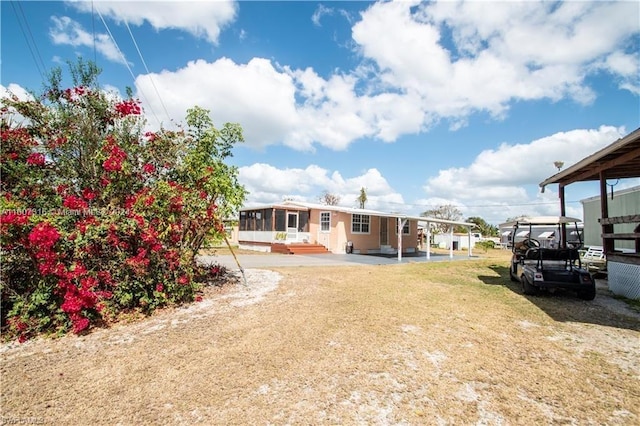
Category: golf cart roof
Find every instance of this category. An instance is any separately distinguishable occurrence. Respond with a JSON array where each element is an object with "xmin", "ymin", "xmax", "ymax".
[{"xmin": 500, "ymin": 216, "xmax": 582, "ymax": 228}]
